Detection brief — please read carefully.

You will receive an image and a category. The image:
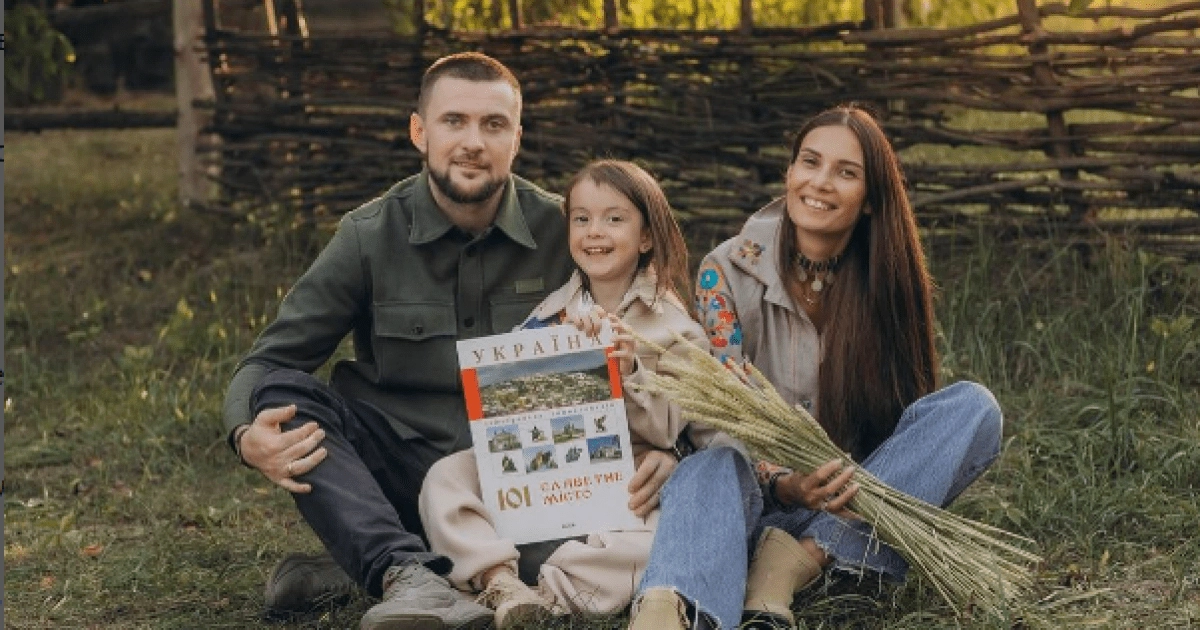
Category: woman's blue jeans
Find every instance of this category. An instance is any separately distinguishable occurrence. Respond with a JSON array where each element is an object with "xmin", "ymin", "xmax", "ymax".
[{"xmin": 636, "ymin": 381, "xmax": 1003, "ymax": 629}]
